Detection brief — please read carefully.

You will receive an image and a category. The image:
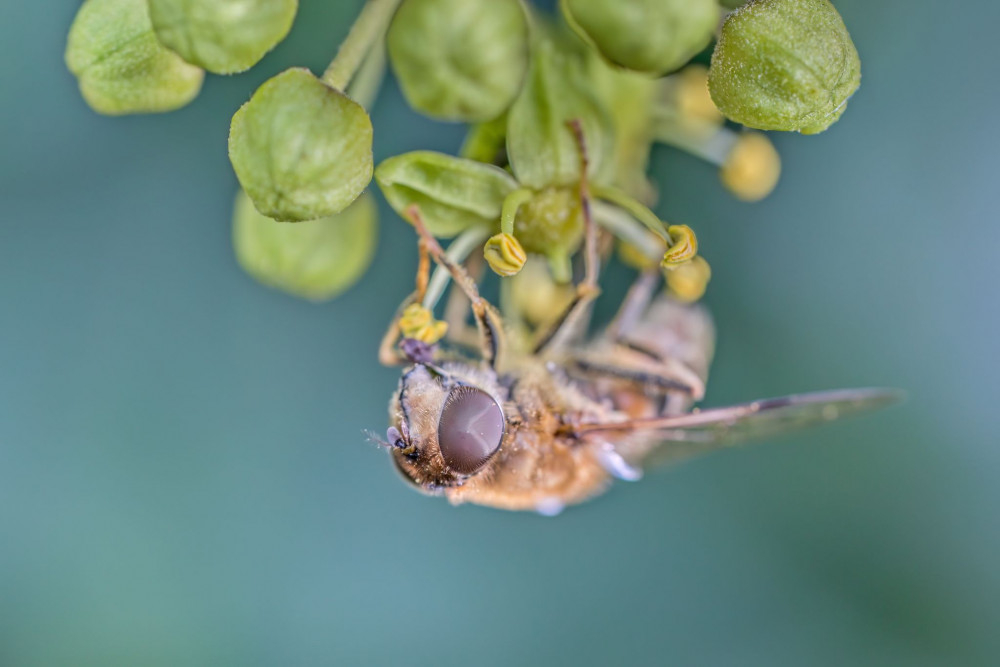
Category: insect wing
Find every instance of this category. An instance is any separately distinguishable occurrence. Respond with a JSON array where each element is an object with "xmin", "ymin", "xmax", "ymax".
[{"xmin": 579, "ymin": 388, "xmax": 903, "ymax": 467}]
